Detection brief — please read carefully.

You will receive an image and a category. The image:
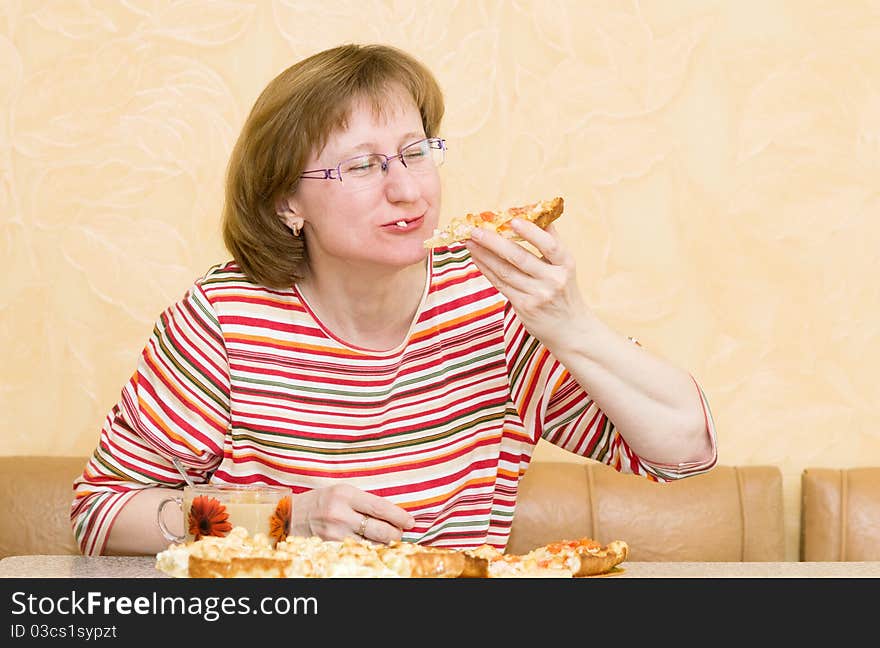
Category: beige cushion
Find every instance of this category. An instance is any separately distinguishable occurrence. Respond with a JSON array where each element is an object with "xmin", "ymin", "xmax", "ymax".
[
  {"xmin": 800, "ymin": 467, "xmax": 880, "ymax": 561},
  {"xmin": 0, "ymin": 456, "xmax": 84, "ymax": 558},
  {"xmin": 509, "ymin": 461, "xmax": 785, "ymax": 561}
]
